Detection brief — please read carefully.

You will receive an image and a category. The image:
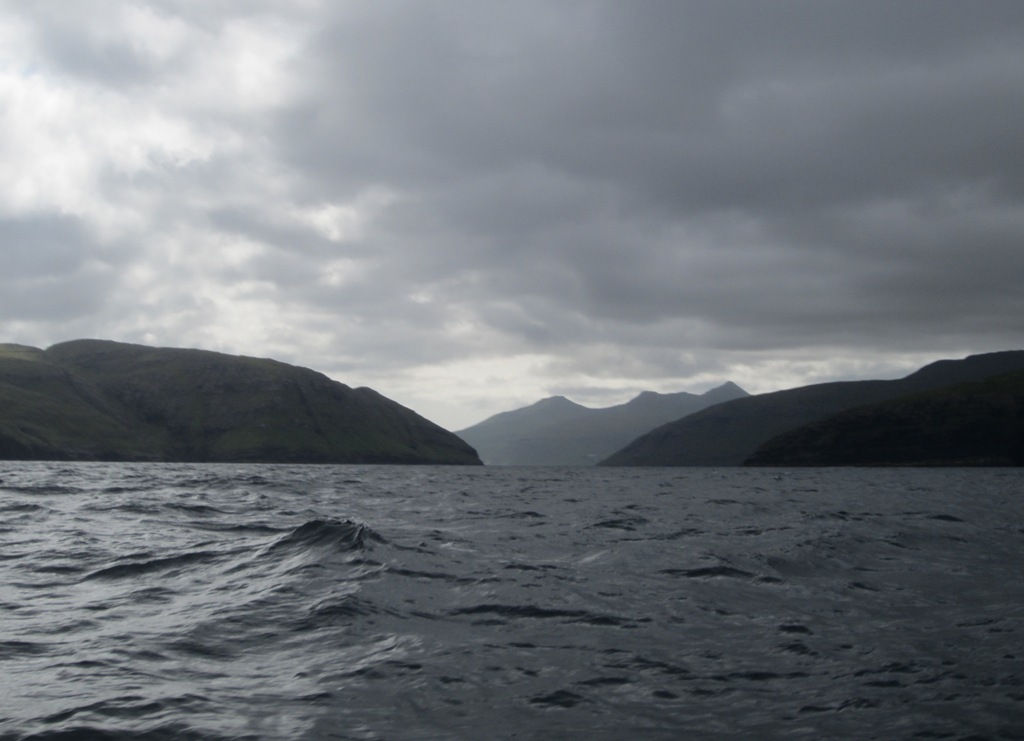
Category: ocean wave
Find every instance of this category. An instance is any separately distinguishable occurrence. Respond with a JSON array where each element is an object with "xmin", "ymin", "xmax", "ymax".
[
  {"xmin": 82, "ymin": 551, "xmax": 222, "ymax": 581},
  {"xmin": 449, "ymin": 603, "xmax": 636, "ymax": 627},
  {"xmin": 9, "ymin": 724, "xmax": 252, "ymax": 741},
  {"xmin": 660, "ymin": 565, "xmax": 757, "ymax": 580},
  {"xmin": 265, "ymin": 518, "xmax": 385, "ymax": 554}
]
